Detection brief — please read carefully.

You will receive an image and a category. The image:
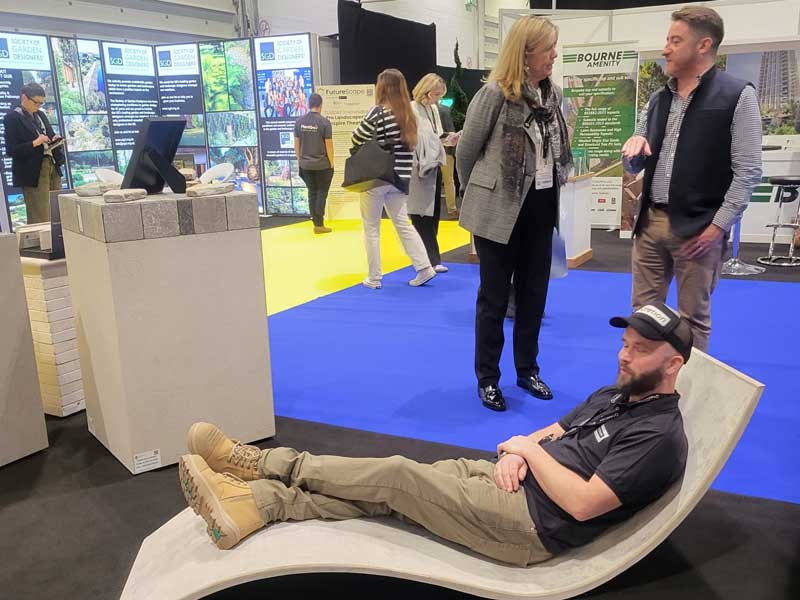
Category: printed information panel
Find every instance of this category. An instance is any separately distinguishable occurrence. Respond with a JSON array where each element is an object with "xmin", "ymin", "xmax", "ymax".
[
  {"xmin": 316, "ymin": 85, "xmax": 375, "ymax": 220},
  {"xmin": 0, "ymin": 32, "xmax": 58, "ymax": 229},
  {"xmin": 102, "ymin": 42, "xmax": 159, "ymax": 173},
  {"xmin": 563, "ymin": 43, "xmax": 638, "ymax": 229},
  {"xmin": 52, "ymin": 37, "xmax": 115, "ymax": 188},
  {"xmin": 199, "ymin": 39, "xmax": 260, "ymax": 207},
  {"xmin": 254, "ymin": 34, "xmax": 314, "ymax": 214},
  {"xmin": 156, "ymin": 43, "xmax": 207, "ymax": 175}
]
